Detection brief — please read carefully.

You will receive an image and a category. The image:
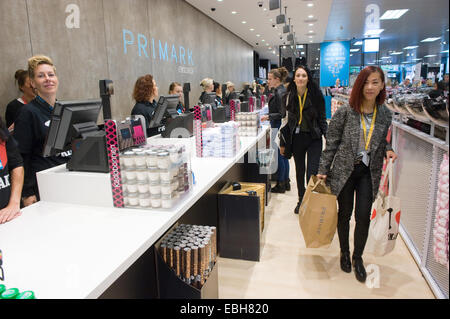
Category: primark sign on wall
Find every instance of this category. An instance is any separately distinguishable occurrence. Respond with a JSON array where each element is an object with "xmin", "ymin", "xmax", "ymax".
[
  {"xmin": 320, "ymin": 41, "xmax": 350, "ymax": 87},
  {"xmin": 122, "ymin": 29, "xmax": 195, "ymax": 74}
]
